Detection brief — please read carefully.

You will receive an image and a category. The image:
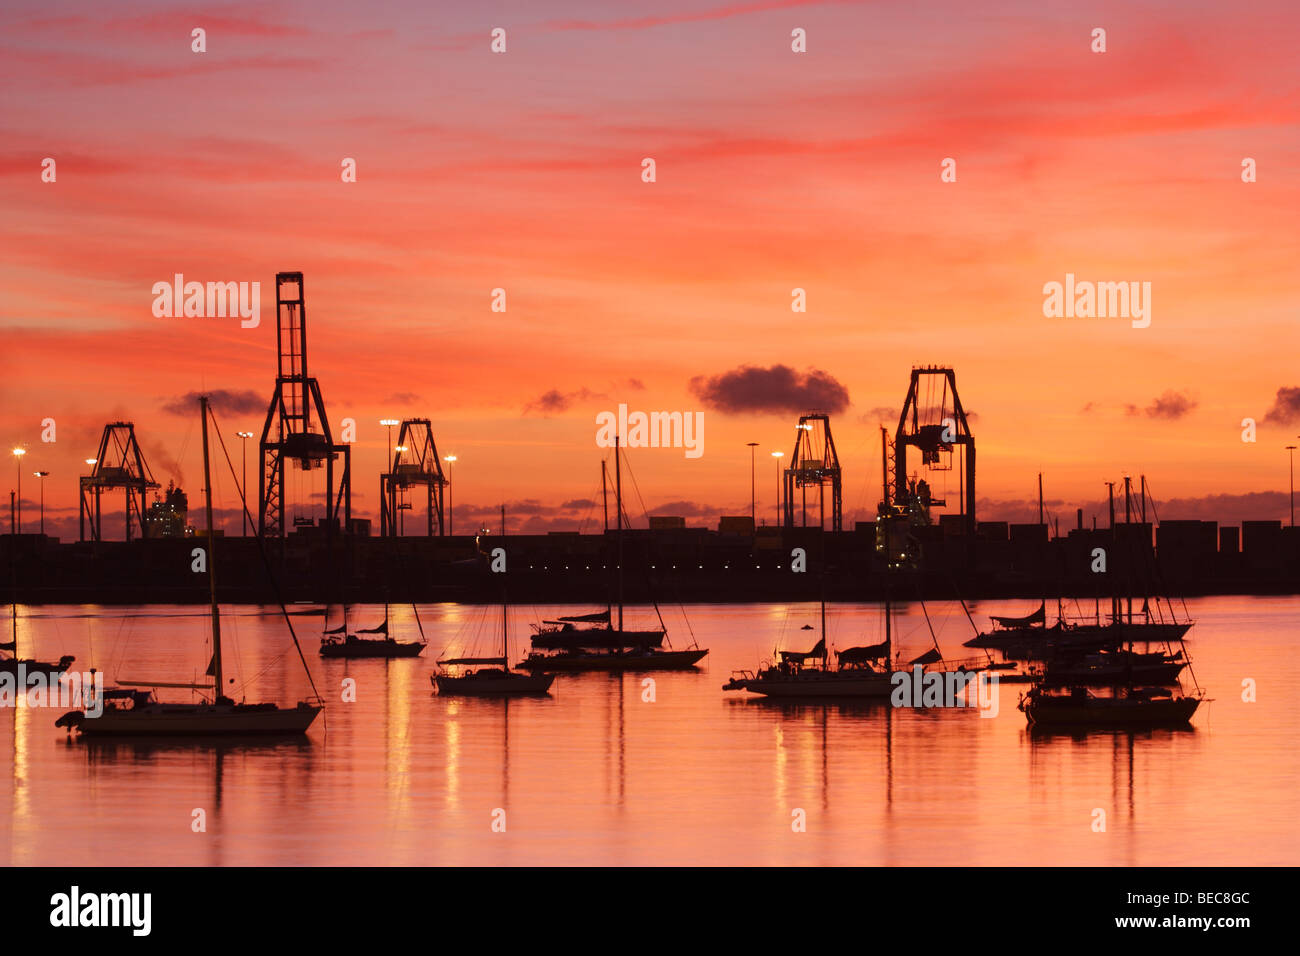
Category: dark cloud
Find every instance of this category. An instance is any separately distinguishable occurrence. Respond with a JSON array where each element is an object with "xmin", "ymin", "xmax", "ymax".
[
  {"xmin": 625, "ymin": 378, "xmax": 645, "ymax": 391},
  {"xmin": 457, "ymin": 498, "xmax": 557, "ymax": 518},
  {"xmin": 161, "ymin": 389, "xmax": 264, "ymax": 417},
  {"xmin": 1145, "ymin": 390, "xmax": 1197, "ymax": 420},
  {"xmin": 1263, "ymin": 386, "xmax": 1300, "ymax": 425},
  {"xmin": 647, "ymin": 500, "xmax": 717, "ymax": 517},
  {"xmin": 689, "ymin": 364, "xmax": 849, "ymax": 415},
  {"xmin": 561, "ymin": 498, "xmax": 597, "ymax": 510},
  {"xmin": 523, "ymin": 387, "xmax": 600, "ymax": 416},
  {"xmin": 859, "ymin": 406, "xmax": 897, "ymax": 425},
  {"xmin": 1124, "ymin": 403, "xmax": 1140, "ymax": 417},
  {"xmin": 381, "ymin": 391, "xmax": 421, "ymax": 406}
]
